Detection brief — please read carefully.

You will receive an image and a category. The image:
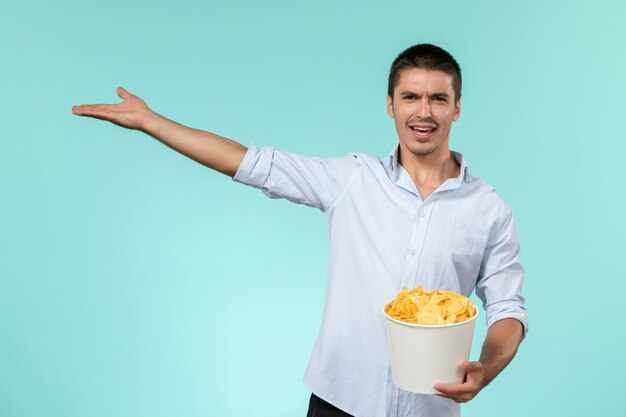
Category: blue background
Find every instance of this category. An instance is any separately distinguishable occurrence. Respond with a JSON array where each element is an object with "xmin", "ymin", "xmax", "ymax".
[{"xmin": 1, "ymin": 1, "xmax": 625, "ymax": 416}]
